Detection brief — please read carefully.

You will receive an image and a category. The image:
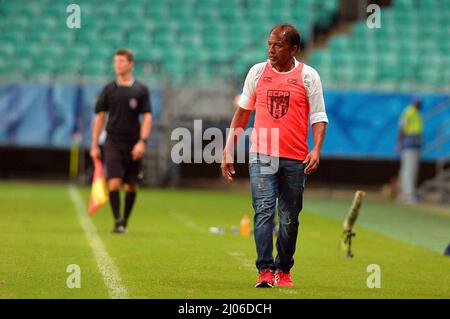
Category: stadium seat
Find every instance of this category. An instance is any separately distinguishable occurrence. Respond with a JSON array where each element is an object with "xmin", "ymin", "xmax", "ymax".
[
  {"xmin": 0, "ymin": 0, "xmax": 344, "ymax": 83},
  {"xmin": 1, "ymin": 30, "xmax": 25, "ymax": 44},
  {"xmin": 82, "ymin": 60, "xmax": 110, "ymax": 78},
  {"xmin": 308, "ymin": 0, "xmax": 449, "ymax": 91},
  {"xmin": 5, "ymin": 58, "xmax": 32, "ymax": 76}
]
